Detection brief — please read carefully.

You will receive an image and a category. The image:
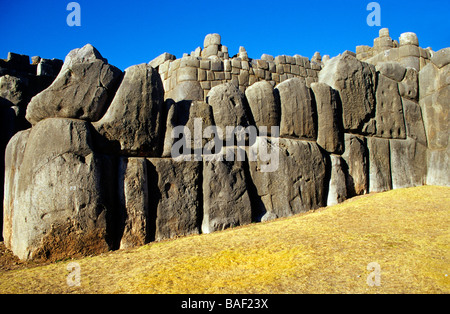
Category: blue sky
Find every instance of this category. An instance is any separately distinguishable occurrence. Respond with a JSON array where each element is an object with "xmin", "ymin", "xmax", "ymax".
[{"xmin": 1, "ymin": 0, "xmax": 449, "ymax": 71}]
